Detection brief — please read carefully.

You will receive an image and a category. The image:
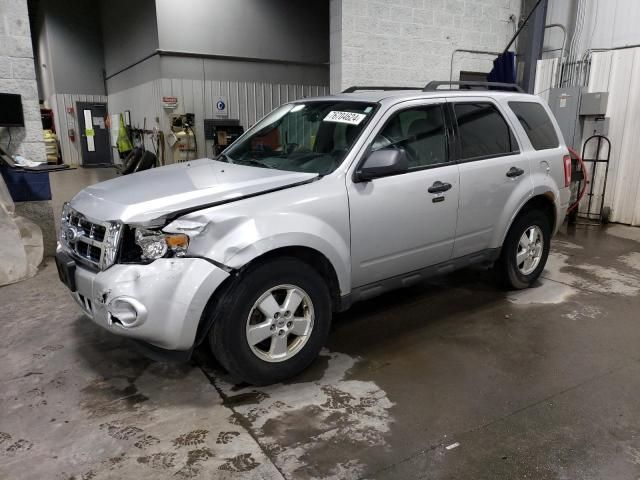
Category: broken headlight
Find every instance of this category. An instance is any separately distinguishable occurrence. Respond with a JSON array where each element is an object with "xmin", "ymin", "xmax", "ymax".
[
  {"xmin": 103, "ymin": 221, "xmax": 124, "ymax": 268},
  {"xmin": 134, "ymin": 228, "xmax": 189, "ymax": 261}
]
